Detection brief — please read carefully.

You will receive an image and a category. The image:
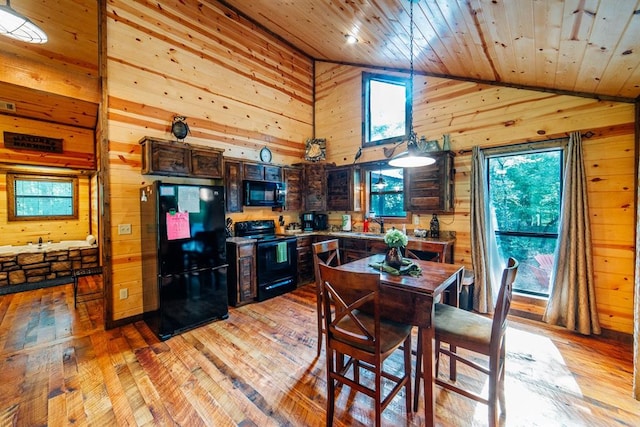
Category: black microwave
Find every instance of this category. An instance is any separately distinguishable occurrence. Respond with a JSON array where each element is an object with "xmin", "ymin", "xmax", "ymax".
[{"xmin": 243, "ymin": 180, "xmax": 284, "ymax": 207}]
